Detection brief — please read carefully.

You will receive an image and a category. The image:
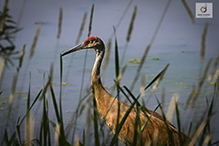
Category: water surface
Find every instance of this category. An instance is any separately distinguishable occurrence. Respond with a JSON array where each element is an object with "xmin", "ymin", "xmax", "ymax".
[{"xmin": 1, "ymin": 0, "xmax": 219, "ymax": 144}]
